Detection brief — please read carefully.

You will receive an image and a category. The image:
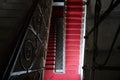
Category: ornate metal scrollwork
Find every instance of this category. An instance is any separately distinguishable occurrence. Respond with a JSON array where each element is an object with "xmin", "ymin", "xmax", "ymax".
[{"xmin": 20, "ymin": 39, "xmax": 37, "ymax": 70}]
